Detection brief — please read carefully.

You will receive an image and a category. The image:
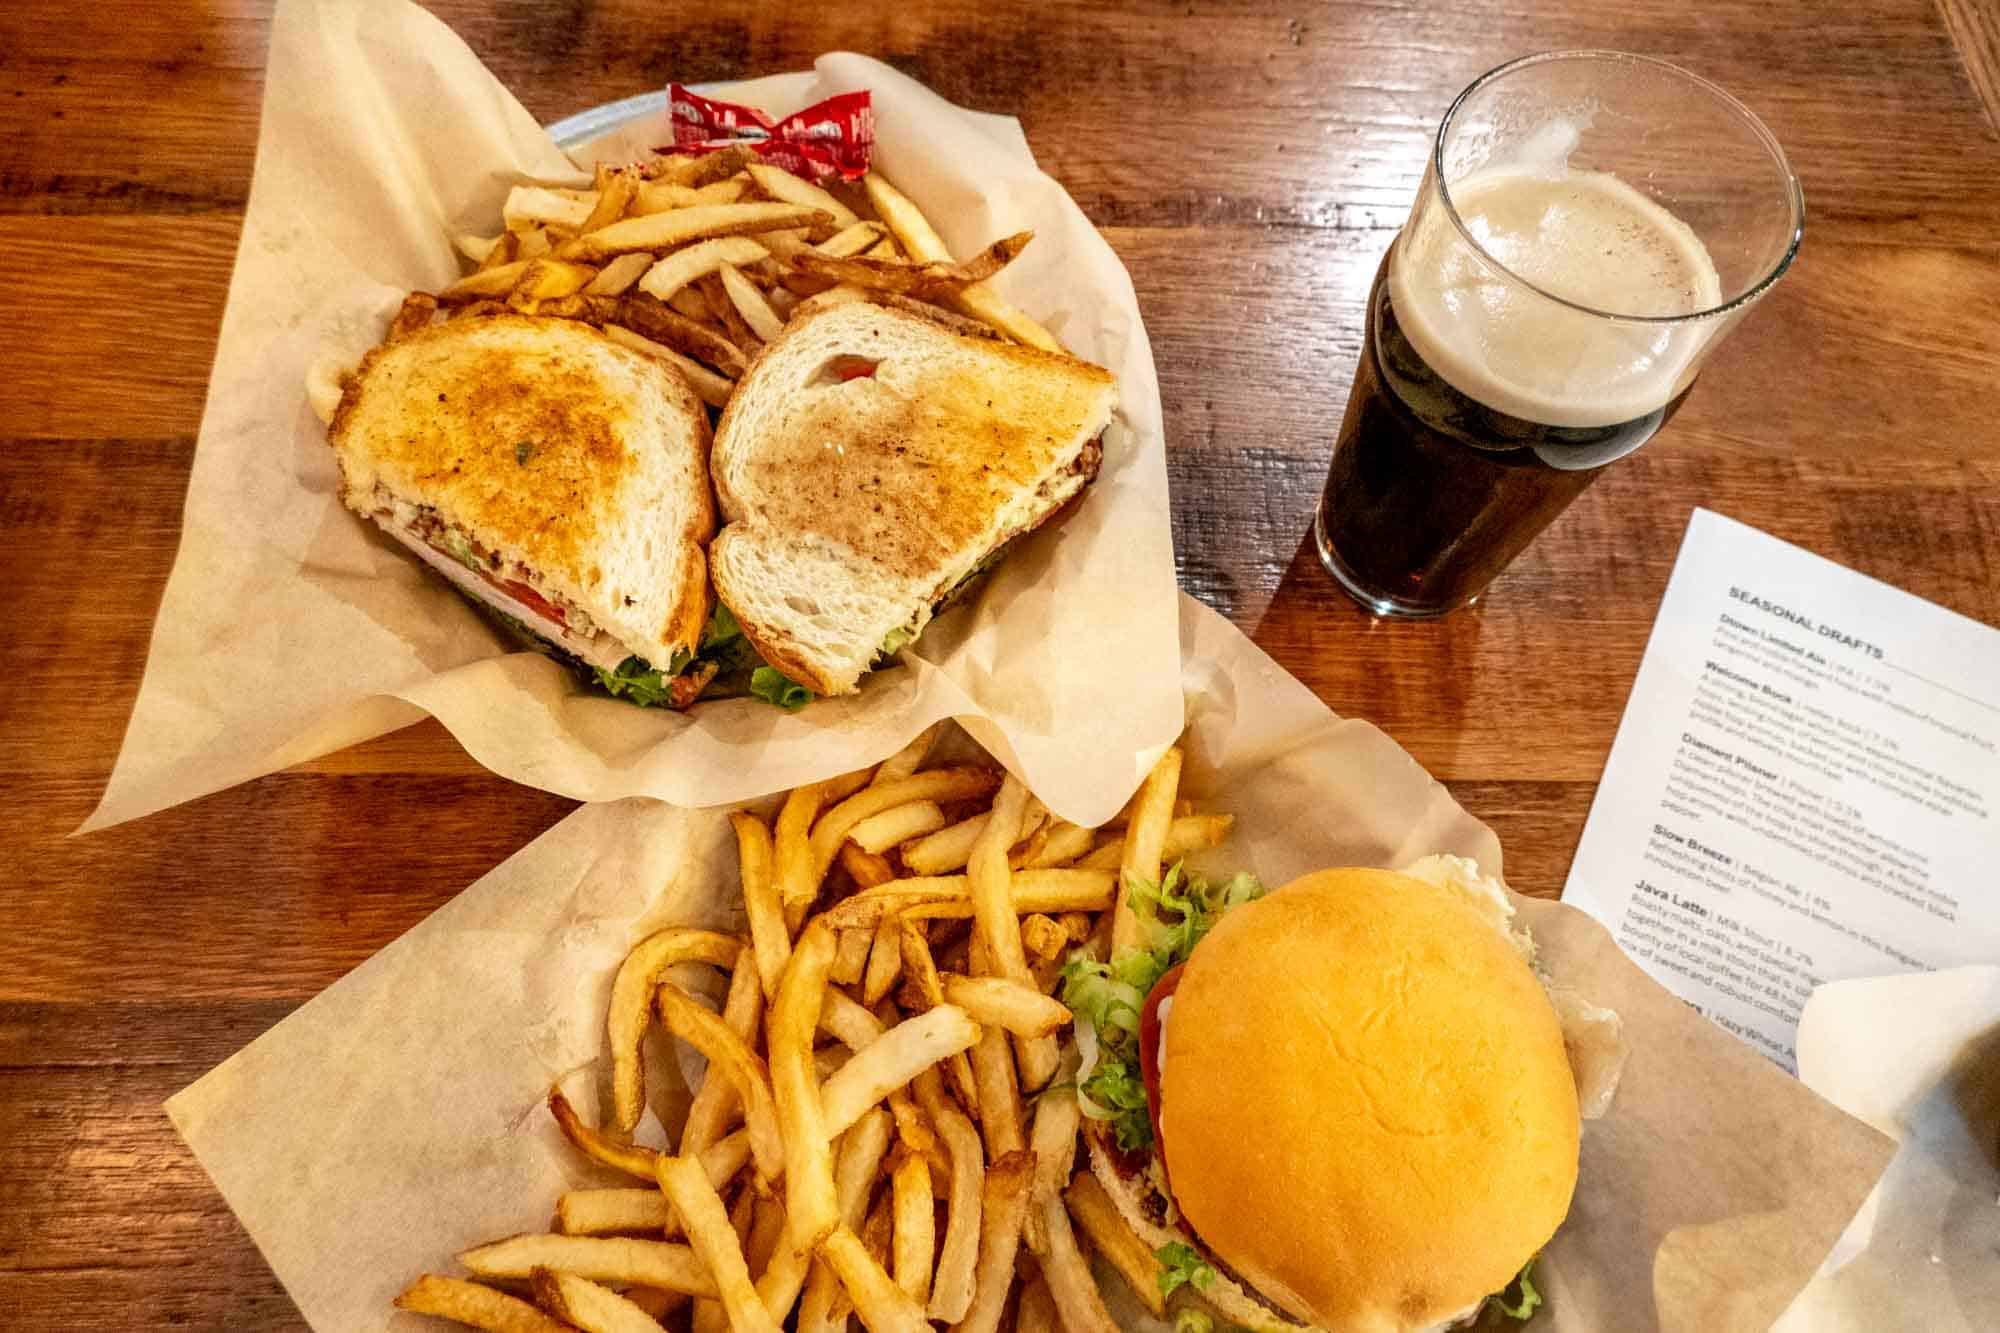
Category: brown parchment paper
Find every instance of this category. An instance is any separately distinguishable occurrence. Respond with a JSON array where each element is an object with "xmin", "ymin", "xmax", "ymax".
[
  {"xmin": 84, "ymin": 0, "xmax": 1181, "ymax": 834},
  {"xmin": 166, "ymin": 596, "xmax": 1892, "ymax": 1332}
]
